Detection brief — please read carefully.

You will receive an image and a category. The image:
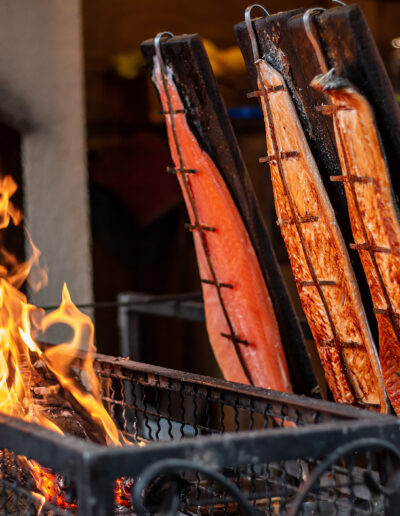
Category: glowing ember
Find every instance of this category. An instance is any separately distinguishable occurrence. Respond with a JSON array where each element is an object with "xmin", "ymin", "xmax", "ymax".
[
  {"xmin": 0, "ymin": 175, "xmax": 132, "ymax": 509},
  {"xmin": 115, "ymin": 477, "xmax": 135, "ymax": 507},
  {"xmin": 27, "ymin": 459, "xmax": 77, "ymax": 511}
]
